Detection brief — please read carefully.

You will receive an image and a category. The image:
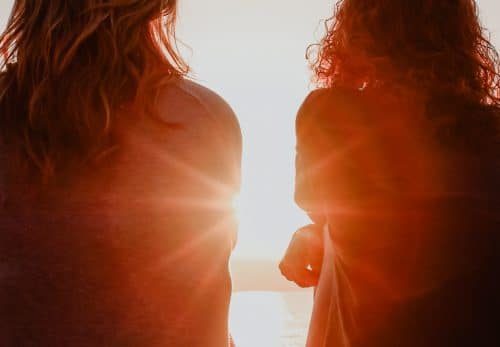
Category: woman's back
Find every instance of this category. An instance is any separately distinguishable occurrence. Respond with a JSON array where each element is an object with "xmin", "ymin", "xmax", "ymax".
[
  {"xmin": 295, "ymin": 87, "xmax": 500, "ymax": 346},
  {"xmin": 0, "ymin": 78, "xmax": 242, "ymax": 346}
]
